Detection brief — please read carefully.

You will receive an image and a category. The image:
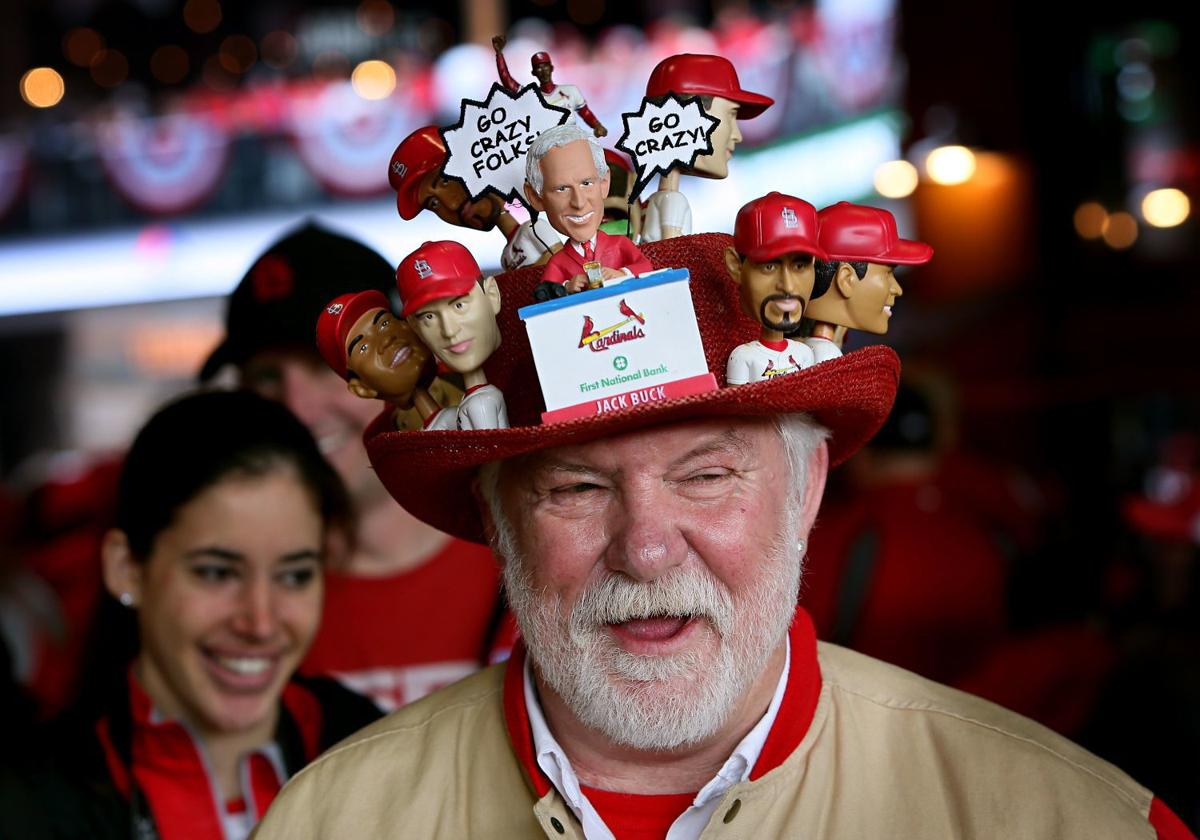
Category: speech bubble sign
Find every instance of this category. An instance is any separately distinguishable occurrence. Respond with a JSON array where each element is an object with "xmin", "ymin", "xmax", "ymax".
[
  {"xmin": 616, "ymin": 93, "xmax": 720, "ymax": 204},
  {"xmin": 440, "ymin": 82, "xmax": 571, "ymax": 206}
]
